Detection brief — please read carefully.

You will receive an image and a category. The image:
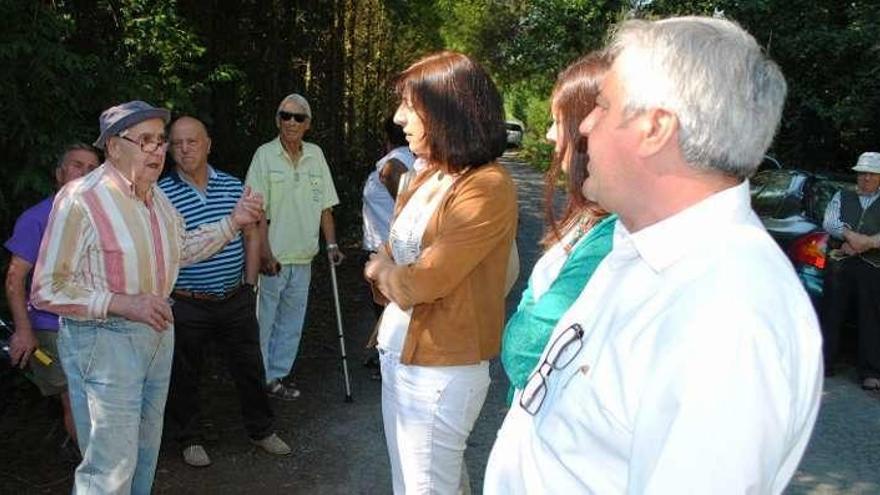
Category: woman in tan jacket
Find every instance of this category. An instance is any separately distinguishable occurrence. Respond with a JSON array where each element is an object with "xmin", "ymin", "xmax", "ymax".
[{"xmin": 364, "ymin": 51, "xmax": 518, "ymax": 494}]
